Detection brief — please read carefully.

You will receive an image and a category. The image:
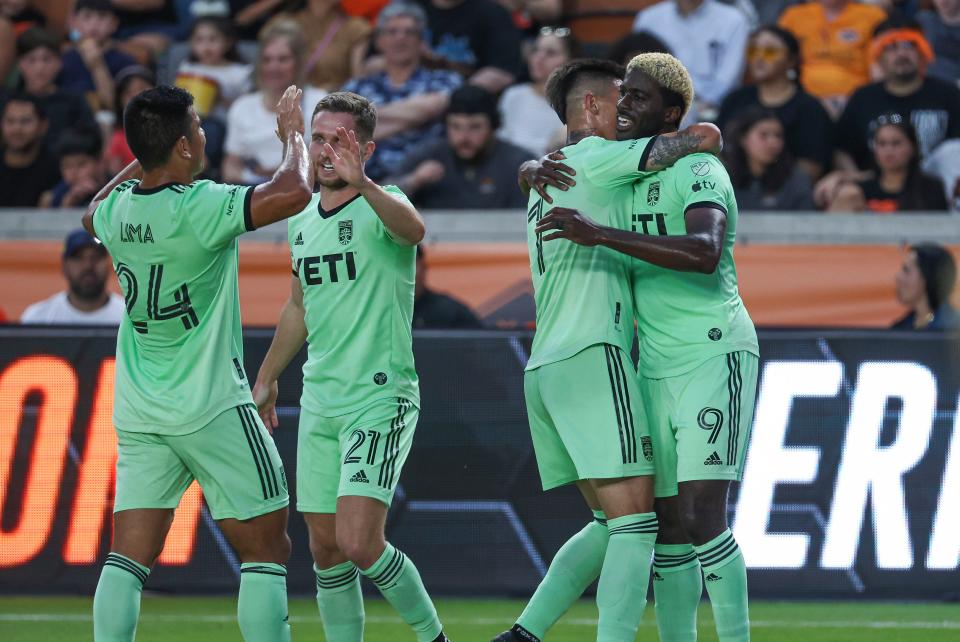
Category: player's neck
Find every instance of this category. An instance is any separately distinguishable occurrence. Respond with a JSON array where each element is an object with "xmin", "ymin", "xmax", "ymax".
[
  {"xmin": 320, "ymin": 185, "xmax": 360, "ymax": 211},
  {"xmin": 139, "ymin": 166, "xmax": 193, "ymax": 190},
  {"xmin": 566, "ymin": 127, "xmax": 599, "ymax": 144}
]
